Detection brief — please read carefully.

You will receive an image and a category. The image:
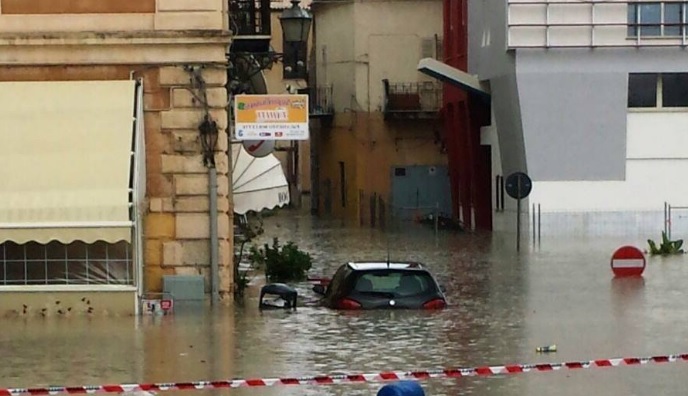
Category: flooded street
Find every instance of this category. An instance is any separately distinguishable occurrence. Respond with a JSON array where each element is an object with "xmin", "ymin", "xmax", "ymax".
[{"xmin": 2, "ymin": 209, "xmax": 688, "ymax": 395}]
